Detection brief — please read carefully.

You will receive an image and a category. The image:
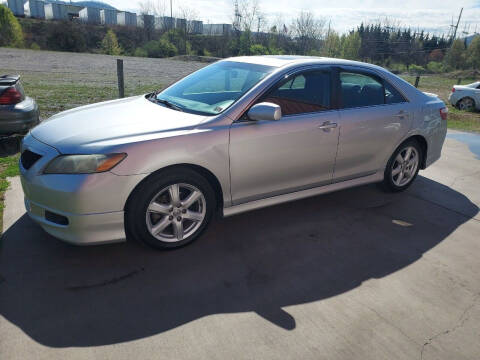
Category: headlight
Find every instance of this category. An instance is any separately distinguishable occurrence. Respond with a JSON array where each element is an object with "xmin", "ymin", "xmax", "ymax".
[{"xmin": 44, "ymin": 153, "xmax": 127, "ymax": 174}]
